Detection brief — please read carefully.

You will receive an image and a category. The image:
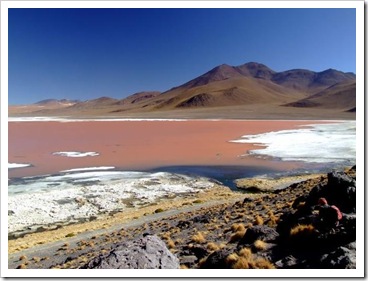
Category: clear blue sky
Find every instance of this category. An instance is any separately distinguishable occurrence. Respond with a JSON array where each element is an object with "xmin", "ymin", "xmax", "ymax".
[{"xmin": 8, "ymin": 8, "xmax": 356, "ymax": 104}]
